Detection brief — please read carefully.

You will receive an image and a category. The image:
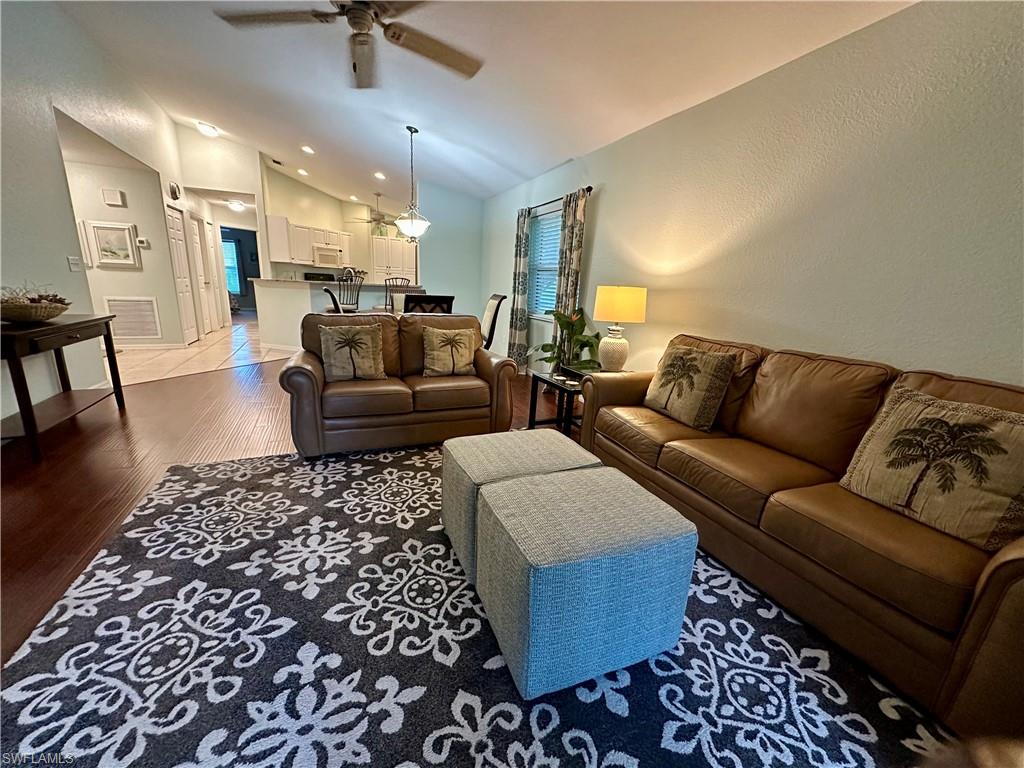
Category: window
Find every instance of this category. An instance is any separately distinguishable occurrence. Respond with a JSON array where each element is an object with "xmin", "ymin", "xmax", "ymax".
[
  {"xmin": 222, "ymin": 239, "xmax": 241, "ymax": 295},
  {"xmin": 527, "ymin": 211, "xmax": 561, "ymax": 317}
]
